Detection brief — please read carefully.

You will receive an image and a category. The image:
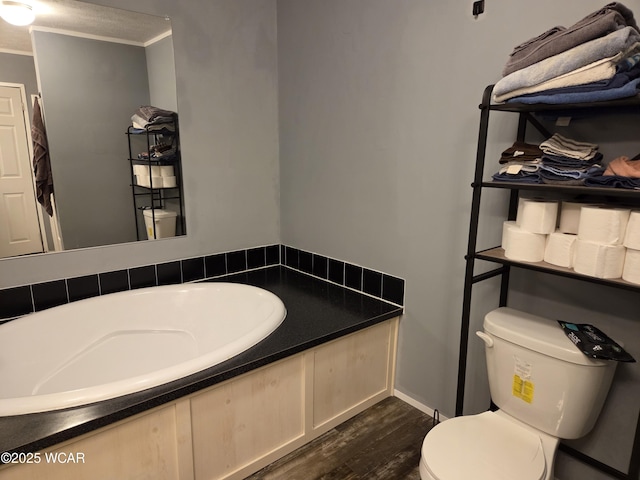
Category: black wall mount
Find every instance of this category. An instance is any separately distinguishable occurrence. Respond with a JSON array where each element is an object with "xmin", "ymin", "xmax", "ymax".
[{"xmin": 473, "ymin": 0, "xmax": 485, "ymax": 17}]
